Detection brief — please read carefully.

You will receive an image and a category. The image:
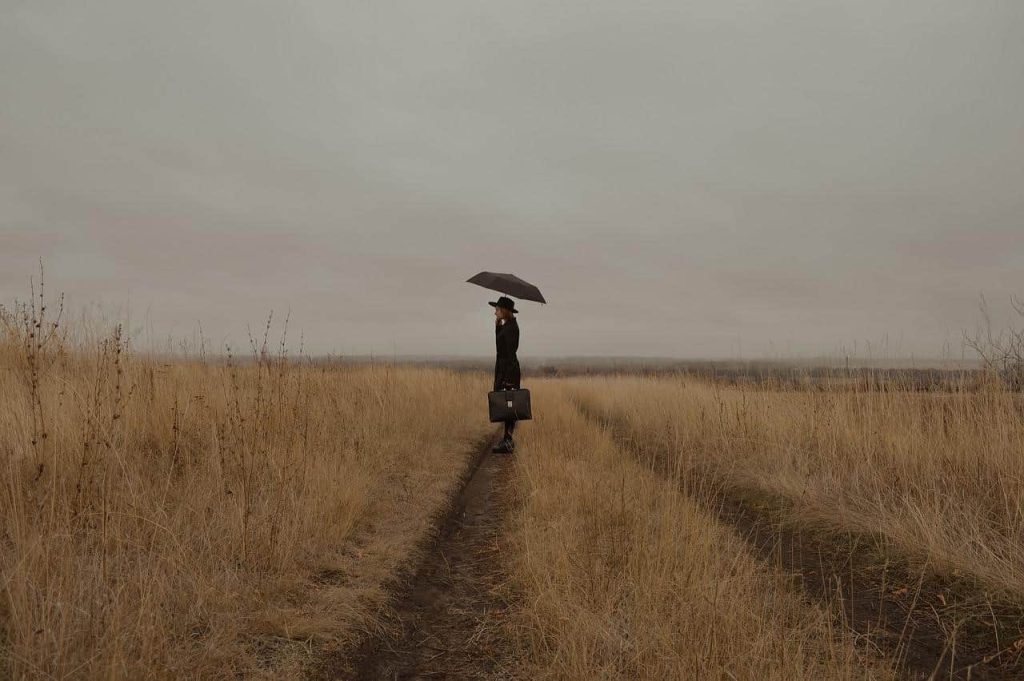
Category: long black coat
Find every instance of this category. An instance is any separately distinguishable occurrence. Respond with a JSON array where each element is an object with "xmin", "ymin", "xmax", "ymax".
[{"xmin": 493, "ymin": 316, "xmax": 521, "ymax": 391}]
